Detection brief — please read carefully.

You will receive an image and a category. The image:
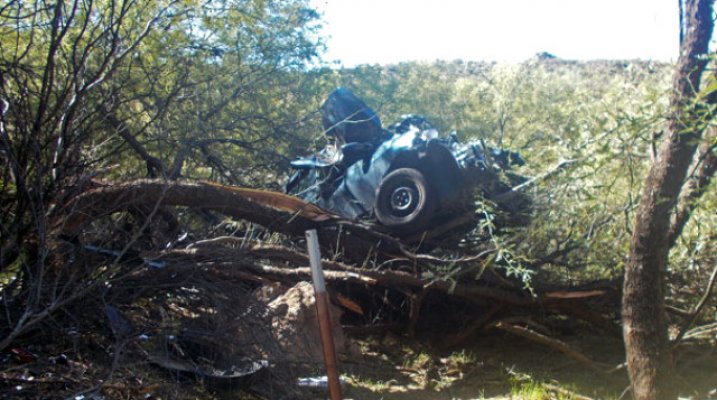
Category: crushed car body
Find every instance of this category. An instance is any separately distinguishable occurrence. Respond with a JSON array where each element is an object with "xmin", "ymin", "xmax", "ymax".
[{"xmin": 285, "ymin": 88, "xmax": 526, "ymax": 235}]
